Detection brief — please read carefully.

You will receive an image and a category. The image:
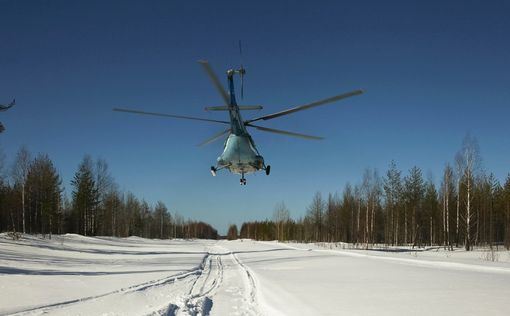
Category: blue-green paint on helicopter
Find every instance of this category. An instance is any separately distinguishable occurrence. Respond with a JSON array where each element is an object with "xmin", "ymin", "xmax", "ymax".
[{"xmin": 215, "ymin": 68, "xmax": 265, "ymax": 181}]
